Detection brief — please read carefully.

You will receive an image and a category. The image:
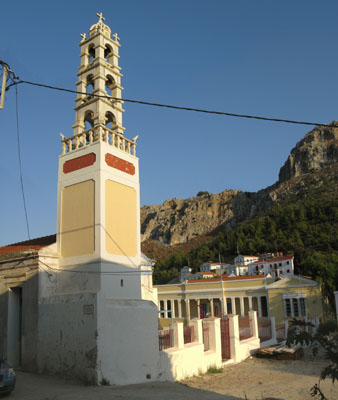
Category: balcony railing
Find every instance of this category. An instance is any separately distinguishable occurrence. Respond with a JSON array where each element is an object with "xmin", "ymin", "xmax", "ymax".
[{"xmin": 61, "ymin": 127, "xmax": 137, "ymax": 156}]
